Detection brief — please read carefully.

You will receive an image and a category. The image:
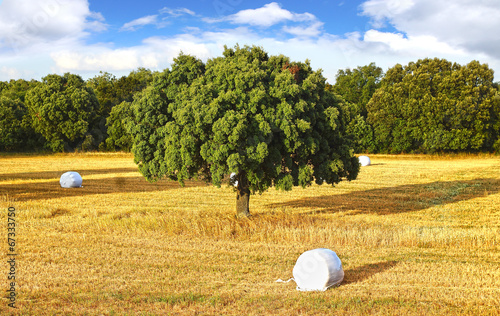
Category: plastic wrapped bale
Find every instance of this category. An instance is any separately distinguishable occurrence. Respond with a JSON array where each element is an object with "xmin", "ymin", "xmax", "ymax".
[
  {"xmin": 292, "ymin": 248, "xmax": 344, "ymax": 291},
  {"xmin": 230, "ymin": 172, "xmax": 238, "ymax": 187},
  {"xmin": 60, "ymin": 171, "xmax": 83, "ymax": 188},
  {"xmin": 358, "ymin": 155, "xmax": 371, "ymax": 166}
]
